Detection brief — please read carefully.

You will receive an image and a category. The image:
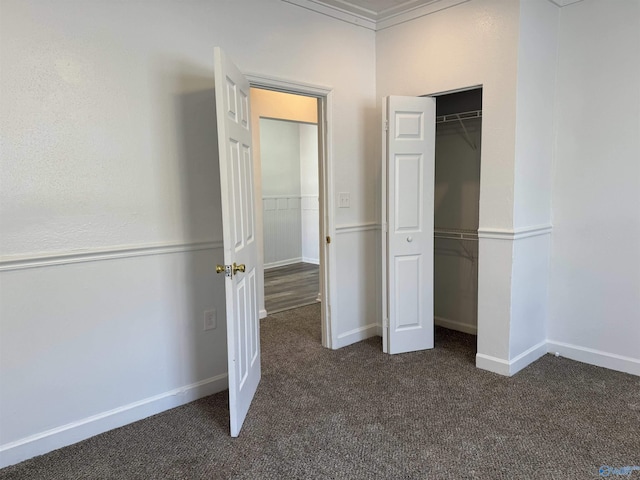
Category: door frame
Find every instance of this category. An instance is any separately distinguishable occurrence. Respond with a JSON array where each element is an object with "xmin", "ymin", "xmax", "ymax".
[{"xmin": 245, "ymin": 73, "xmax": 336, "ymax": 349}]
